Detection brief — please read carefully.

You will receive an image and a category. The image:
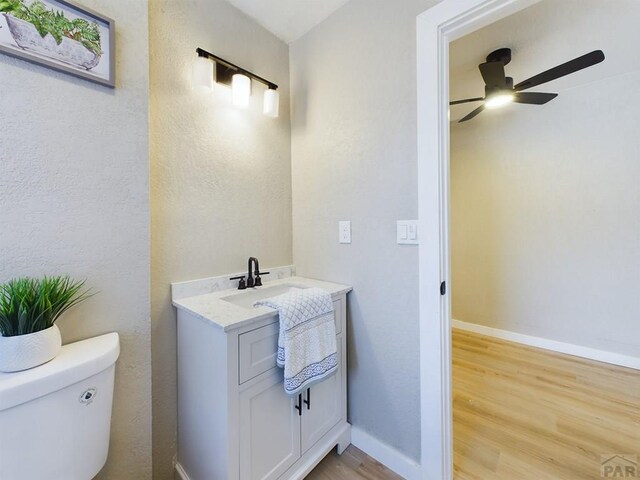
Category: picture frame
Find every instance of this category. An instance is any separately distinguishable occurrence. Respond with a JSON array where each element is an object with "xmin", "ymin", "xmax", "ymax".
[{"xmin": 0, "ymin": 0, "xmax": 115, "ymax": 88}]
